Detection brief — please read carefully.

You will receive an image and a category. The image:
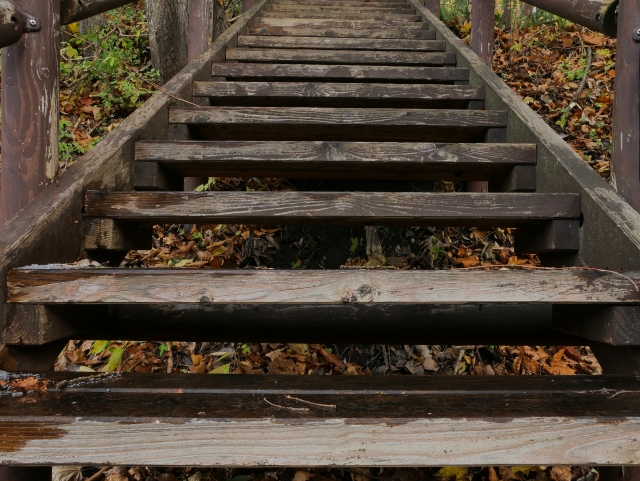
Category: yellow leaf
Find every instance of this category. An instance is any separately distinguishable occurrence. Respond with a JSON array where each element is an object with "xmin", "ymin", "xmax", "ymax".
[
  {"xmin": 291, "ymin": 344, "xmax": 310, "ymax": 355},
  {"xmin": 435, "ymin": 467, "xmax": 469, "ymax": 481},
  {"xmin": 68, "ymin": 22, "xmax": 79, "ymax": 34},
  {"xmin": 511, "ymin": 467, "xmax": 536, "ymax": 475},
  {"xmin": 211, "ymin": 246, "xmax": 226, "ymax": 256},
  {"xmin": 210, "ymin": 363, "xmax": 231, "ymax": 374}
]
